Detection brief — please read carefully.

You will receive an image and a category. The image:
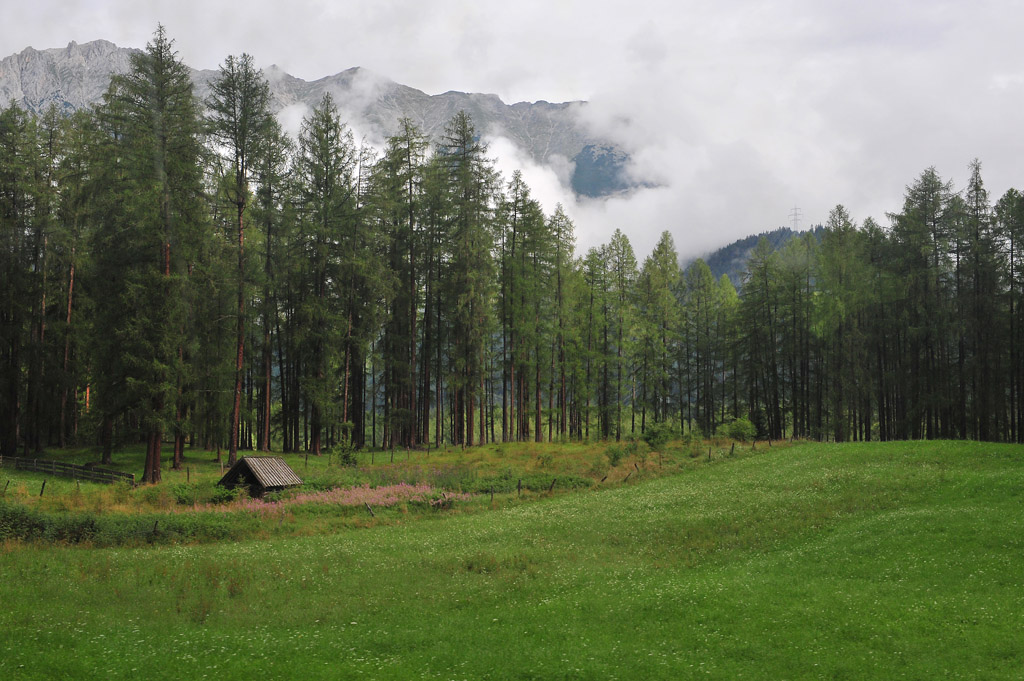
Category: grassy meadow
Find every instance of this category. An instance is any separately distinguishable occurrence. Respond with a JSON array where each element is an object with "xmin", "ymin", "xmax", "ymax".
[{"xmin": 1, "ymin": 439, "xmax": 1022, "ymax": 679}]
